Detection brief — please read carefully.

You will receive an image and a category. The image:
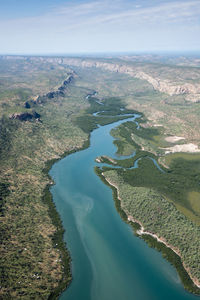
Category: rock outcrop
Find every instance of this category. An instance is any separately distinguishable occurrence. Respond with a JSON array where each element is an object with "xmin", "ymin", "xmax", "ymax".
[
  {"xmin": 24, "ymin": 101, "xmax": 31, "ymax": 109},
  {"xmin": 34, "ymin": 73, "xmax": 74, "ymax": 104},
  {"xmin": 10, "ymin": 111, "xmax": 41, "ymax": 122},
  {"xmin": 61, "ymin": 58, "xmax": 200, "ymax": 101},
  {"xmin": 134, "ymin": 71, "xmax": 200, "ymax": 98}
]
